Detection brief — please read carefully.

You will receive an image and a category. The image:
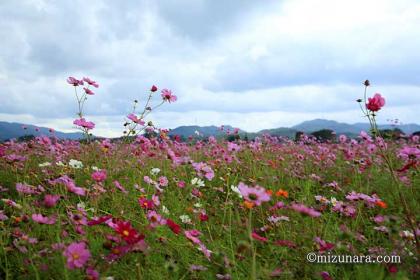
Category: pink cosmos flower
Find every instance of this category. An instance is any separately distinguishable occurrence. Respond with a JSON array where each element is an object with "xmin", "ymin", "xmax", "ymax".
[
  {"xmin": 82, "ymin": 77, "xmax": 99, "ymax": 88},
  {"xmin": 290, "ymin": 203, "xmax": 321, "ymax": 217},
  {"xmin": 67, "ymin": 77, "xmax": 84, "ymax": 86},
  {"xmin": 238, "ymin": 182, "xmax": 271, "ymax": 206},
  {"xmin": 63, "ymin": 242, "xmax": 91, "ymax": 269},
  {"xmin": 251, "ymin": 232, "xmax": 268, "ymax": 242},
  {"xmin": 146, "ymin": 210, "xmax": 165, "ymax": 228},
  {"xmin": 127, "ymin": 113, "xmax": 145, "ymax": 125},
  {"xmin": 52, "ymin": 175, "xmax": 86, "ymax": 196},
  {"xmin": 150, "ymin": 85, "xmax": 158, "ymax": 92},
  {"xmin": 16, "ymin": 183, "xmax": 41, "ymax": 195},
  {"xmin": 177, "ymin": 180, "xmax": 186, "ymax": 188},
  {"xmin": 73, "ymin": 118, "xmax": 95, "ymax": 130},
  {"xmin": 161, "ymin": 89, "xmax": 177, "ymax": 103},
  {"xmin": 398, "ymin": 146, "xmax": 420, "ymax": 161},
  {"xmin": 166, "ymin": 218, "xmax": 181, "ymax": 234},
  {"xmin": 192, "ymin": 162, "xmax": 215, "ymax": 181},
  {"xmin": 158, "ymin": 176, "xmax": 168, "ymax": 187},
  {"xmin": 86, "ymin": 267, "xmax": 99, "ymax": 280},
  {"xmin": 114, "ymin": 180, "xmax": 128, "ymax": 194},
  {"xmin": 91, "ymin": 170, "xmax": 107, "ymax": 183},
  {"xmin": 366, "ymin": 93, "xmax": 385, "ymax": 112},
  {"xmin": 87, "ymin": 215, "xmax": 113, "ymax": 226},
  {"xmin": 32, "ymin": 213, "xmax": 57, "ymax": 225},
  {"xmin": 83, "ymin": 87, "xmax": 95, "ymax": 95},
  {"xmin": 138, "ymin": 197, "xmax": 155, "ymax": 209},
  {"xmin": 184, "ymin": 230, "xmax": 202, "ymax": 244},
  {"xmin": 314, "ymin": 237, "xmax": 335, "ymax": 252},
  {"xmin": 43, "ymin": 194, "xmax": 60, "ymax": 208}
]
